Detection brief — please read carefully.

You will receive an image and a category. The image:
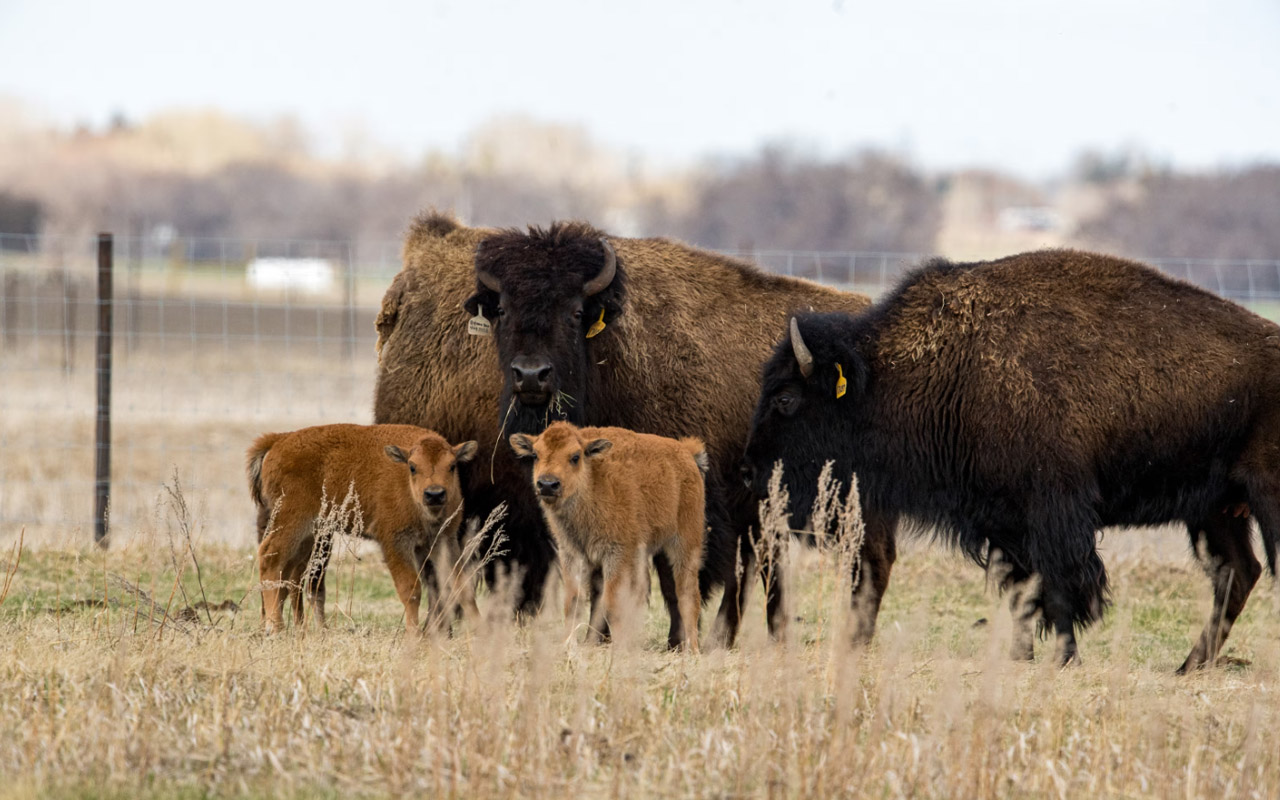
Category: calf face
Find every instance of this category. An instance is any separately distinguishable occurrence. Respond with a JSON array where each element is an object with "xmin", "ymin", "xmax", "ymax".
[
  {"xmin": 509, "ymin": 427, "xmax": 613, "ymax": 510},
  {"xmin": 387, "ymin": 436, "xmax": 478, "ymax": 522}
]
